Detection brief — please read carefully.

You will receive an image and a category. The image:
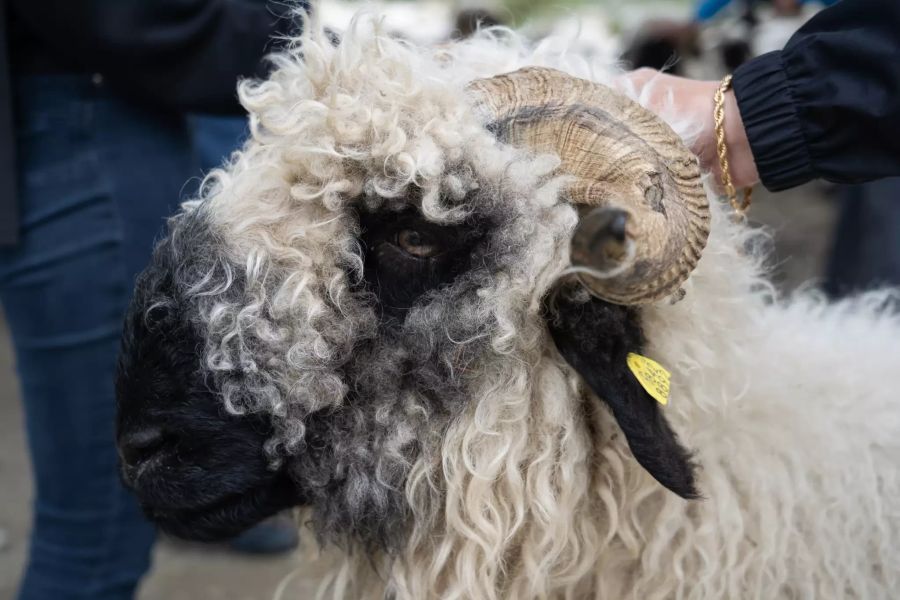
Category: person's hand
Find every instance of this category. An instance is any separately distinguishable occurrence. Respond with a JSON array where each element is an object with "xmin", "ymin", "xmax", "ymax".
[{"xmin": 622, "ymin": 68, "xmax": 760, "ymax": 190}]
